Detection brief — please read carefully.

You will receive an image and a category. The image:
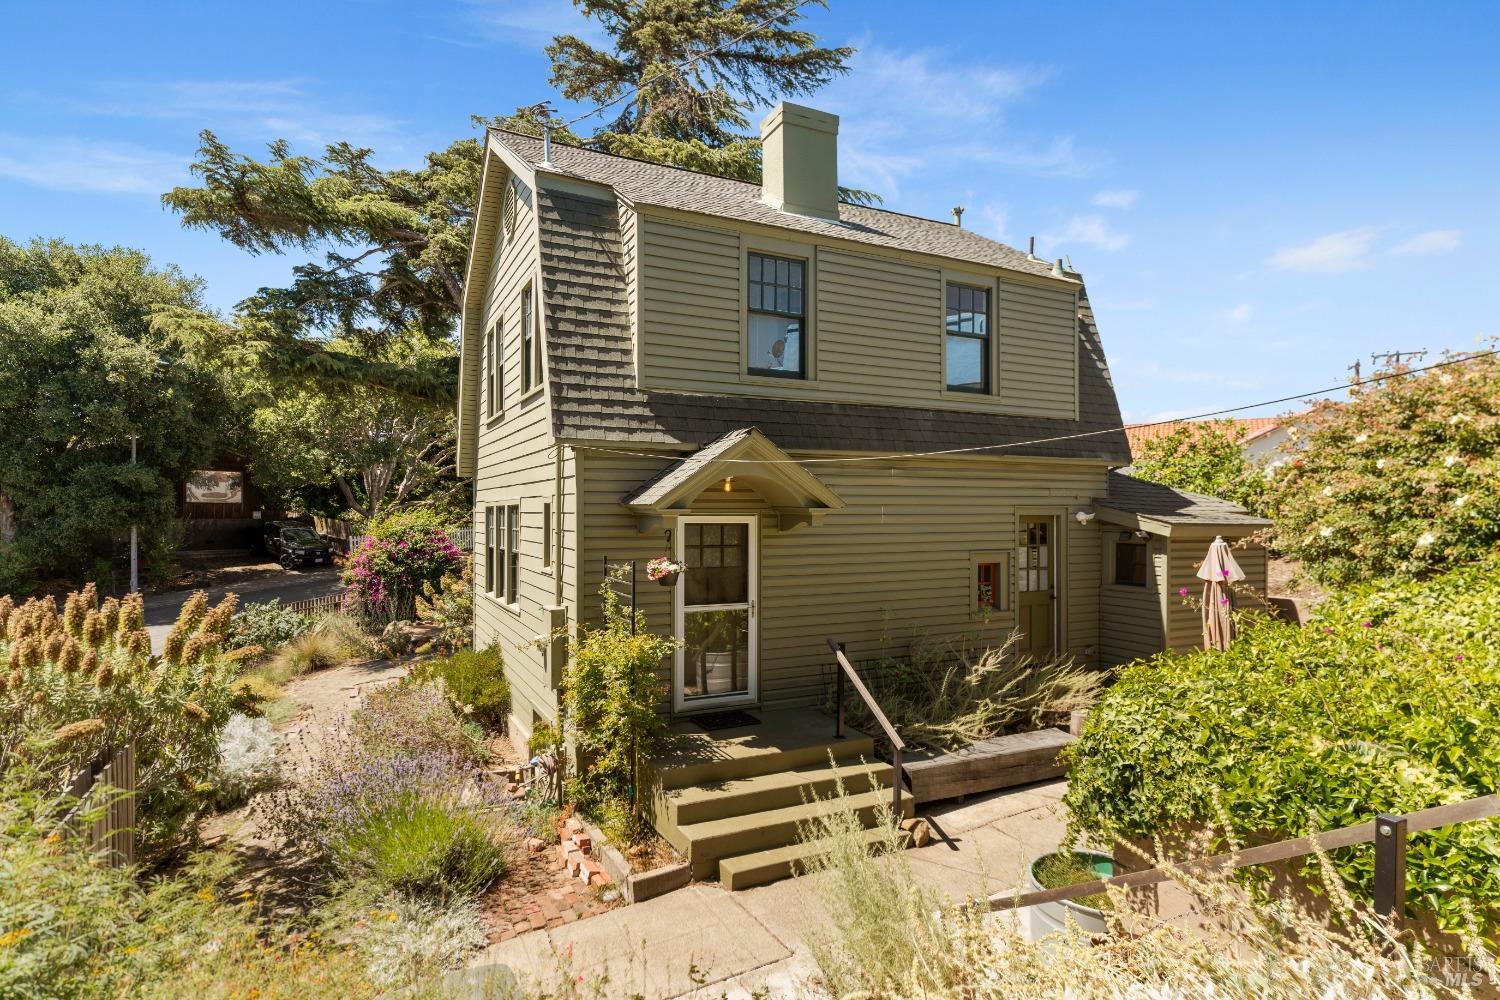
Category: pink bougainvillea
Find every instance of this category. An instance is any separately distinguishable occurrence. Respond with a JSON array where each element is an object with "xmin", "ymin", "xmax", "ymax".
[{"xmin": 342, "ymin": 525, "xmax": 463, "ymax": 624}]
